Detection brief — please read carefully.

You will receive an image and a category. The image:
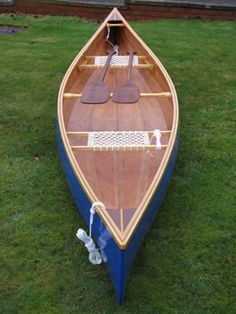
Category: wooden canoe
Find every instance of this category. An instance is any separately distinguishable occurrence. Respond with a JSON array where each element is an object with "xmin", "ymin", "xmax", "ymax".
[{"xmin": 57, "ymin": 8, "xmax": 179, "ymax": 304}]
